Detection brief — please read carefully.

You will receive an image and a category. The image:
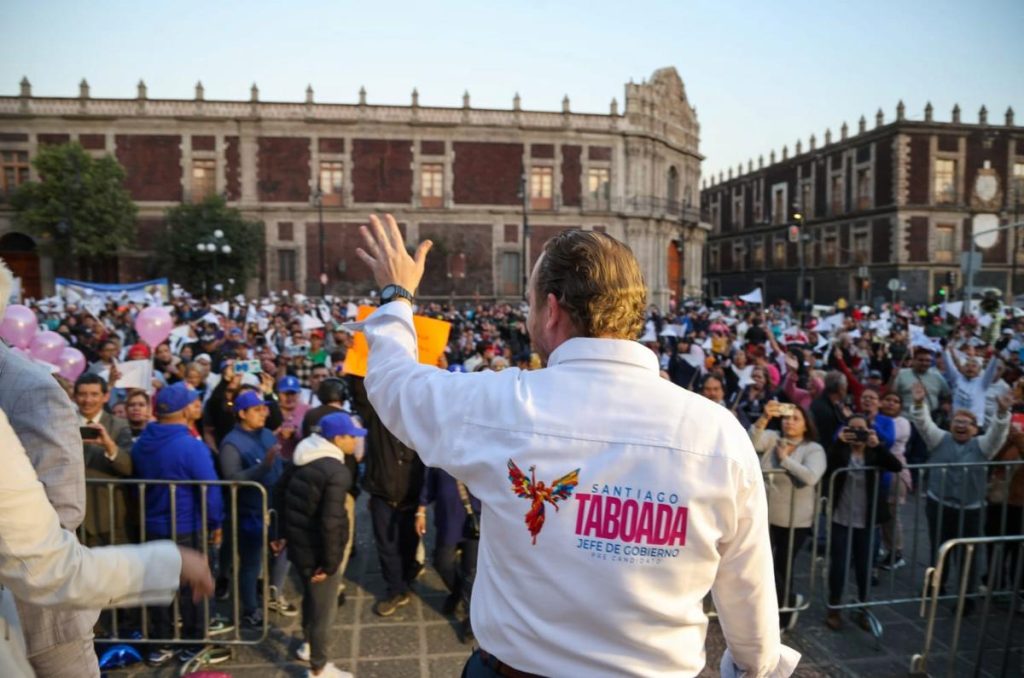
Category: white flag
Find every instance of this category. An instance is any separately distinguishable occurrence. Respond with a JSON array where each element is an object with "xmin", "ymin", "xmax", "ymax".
[{"xmin": 739, "ymin": 288, "xmax": 763, "ymax": 304}]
